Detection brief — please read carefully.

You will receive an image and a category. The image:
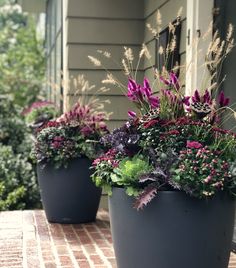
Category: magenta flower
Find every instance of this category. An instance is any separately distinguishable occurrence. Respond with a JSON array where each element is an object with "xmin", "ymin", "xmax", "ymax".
[
  {"xmin": 128, "ymin": 110, "xmax": 137, "ymax": 118},
  {"xmin": 126, "ymin": 78, "xmax": 159, "ymax": 110},
  {"xmin": 186, "ymin": 141, "xmax": 203, "ymax": 149},
  {"xmin": 22, "ymin": 101, "xmax": 55, "ymax": 115},
  {"xmin": 203, "ymin": 90, "xmax": 211, "ymax": 104},
  {"xmin": 192, "ymin": 90, "xmax": 201, "ymax": 103},
  {"xmin": 81, "ymin": 126, "xmax": 93, "ymax": 136},
  {"xmin": 182, "ymin": 96, "xmax": 191, "ymax": 106},
  {"xmin": 149, "ymin": 96, "xmax": 159, "ymax": 108},
  {"xmin": 218, "ymin": 91, "xmax": 230, "ymax": 107},
  {"xmin": 191, "ymin": 89, "xmax": 212, "ymax": 105},
  {"xmin": 160, "ymin": 72, "xmax": 180, "ymax": 90}
]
